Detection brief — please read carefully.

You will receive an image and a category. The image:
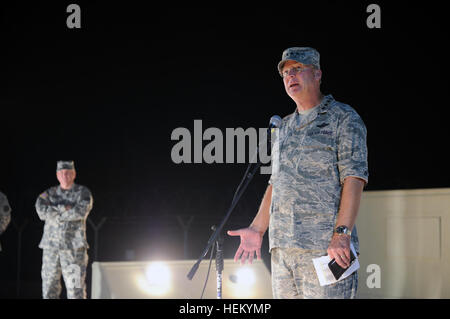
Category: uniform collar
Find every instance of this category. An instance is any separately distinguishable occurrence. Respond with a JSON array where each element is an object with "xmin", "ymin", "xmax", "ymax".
[
  {"xmin": 289, "ymin": 94, "xmax": 334, "ymax": 129},
  {"xmin": 318, "ymin": 94, "xmax": 334, "ymax": 114},
  {"xmin": 293, "ymin": 94, "xmax": 333, "ymax": 116},
  {"xmin": 58, "ymin": 183, "xmax": 76, "ymax": 193}
]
